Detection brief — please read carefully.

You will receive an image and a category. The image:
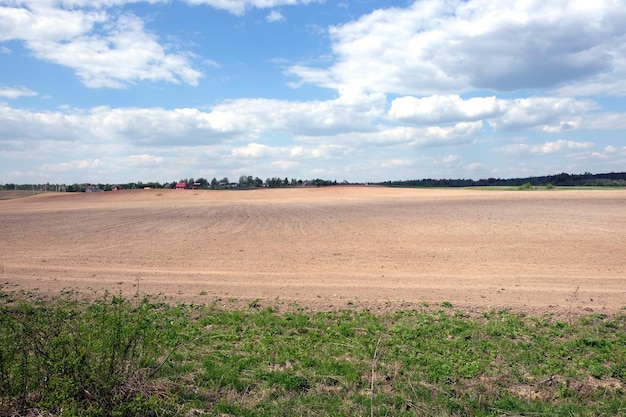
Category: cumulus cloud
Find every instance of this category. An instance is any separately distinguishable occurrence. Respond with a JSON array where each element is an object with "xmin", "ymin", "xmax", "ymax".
[
  {"xmin": 209, "ymin": 91, "xmax": 386, "ymax": 137},
  {"xmin": 266, "ymin": 10, "xmax": 284, "ymax": 22},
  {"xmin": 32, "ymin": 14, "xmax": 201, "ymax": 88},
  {"xmin": 294, "ymin": 120, "xmax": 482, "ymax": 149},
  {"xmin": 231, "ymin": 142, "xmax": 275, "ymax": 157},
  {"xmin": 0, "ymin": 91, "xmax": 387, "ymax": 149},
  {"xmin": 488, "ymin": 97, "xmax": 598, "ymax": 132},
  {"xmin": 0, "ymin": 85, "xmax": 37, "ymax": 99},
  {"xmin": 126, "ymin": 154, "xmax": 165, "ymax": 166},
  {"xmin": 387, "ymin": 95, "xmax": 603, "ymax": 134},
  {"xmin": 498, "ymin": 139, "xmax": 594, "ymax": 156},
  {"xmin": 230, "ymin": 142, "xmax": 342, "ymax": 161},
  {"xmin": 581, "ymin": 113, "xmax": 626, "ymax": 130},
  {"xmin": 182, "ymin": 0, "xmax": 320, "ymax": 15},
  {"xmin": 0, "ymin": 4, "xmax": 107, "ymax": 42},
  {"xmin": 389, "ymin": 95, "xmax": 505, "ymax": 124},
  {"xmin": 1, "ymin": 2, "xmax": 202, "ymax": 88},
  {"xmin": 289, "ymin": 0, "xmax": 626, "ymax": 96}
]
